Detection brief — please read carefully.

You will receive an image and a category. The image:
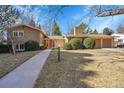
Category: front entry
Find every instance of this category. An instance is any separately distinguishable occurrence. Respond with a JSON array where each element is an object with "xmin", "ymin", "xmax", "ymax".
[{"xmin": 48, "ymin": 39, "xmax": 60, "ymax": 48}]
